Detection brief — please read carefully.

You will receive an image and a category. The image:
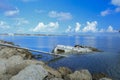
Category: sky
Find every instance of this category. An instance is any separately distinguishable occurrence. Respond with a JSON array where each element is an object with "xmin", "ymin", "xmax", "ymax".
[{"xmin": 0, "ymin": 0, "xmax": 120, "ymax": 34}]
